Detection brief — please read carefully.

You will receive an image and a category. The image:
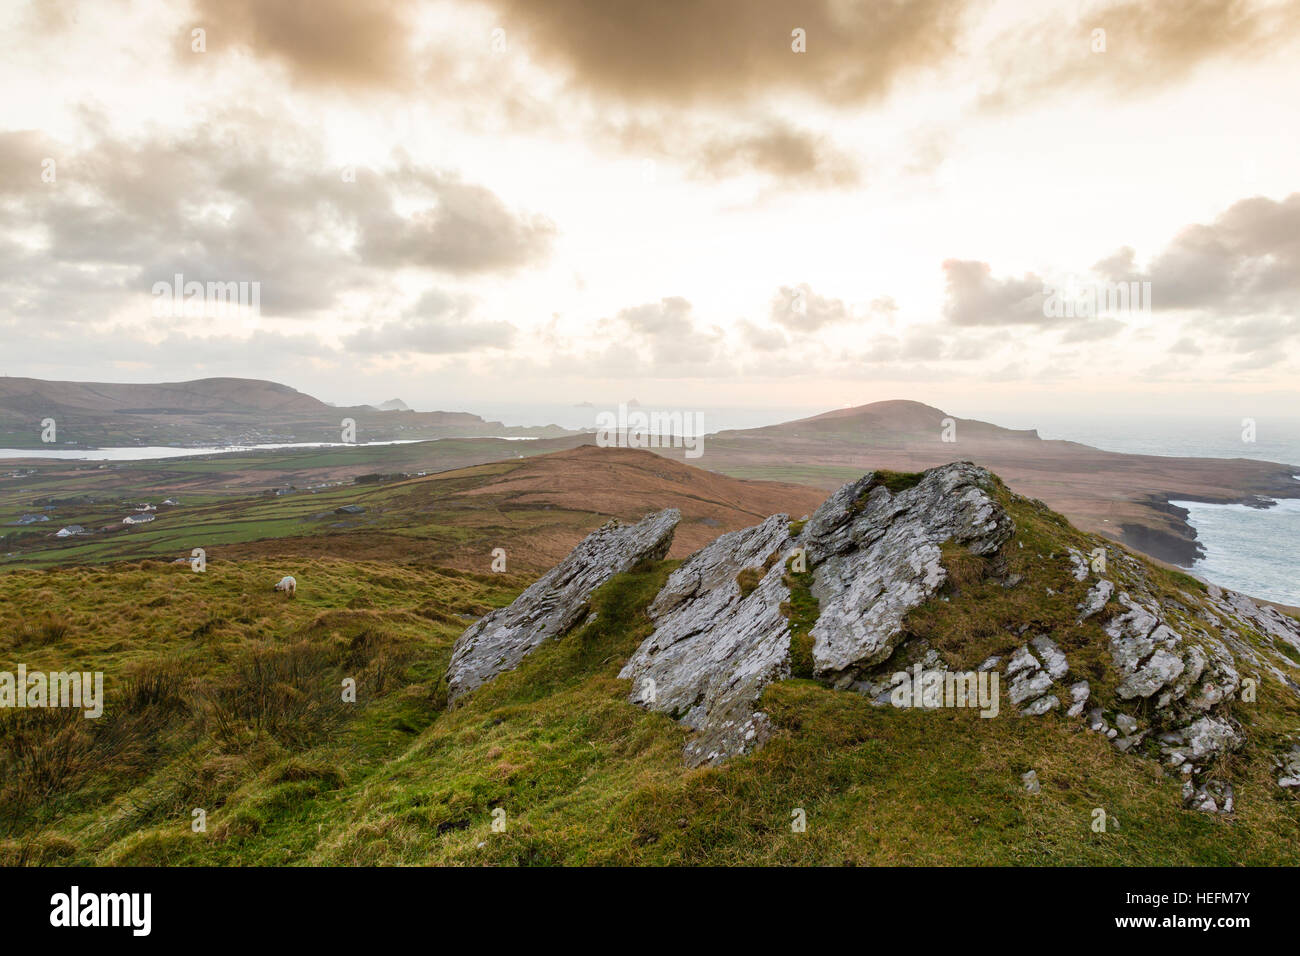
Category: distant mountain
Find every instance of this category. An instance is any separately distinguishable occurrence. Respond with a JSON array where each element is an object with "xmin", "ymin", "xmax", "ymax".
[
  {"xmin": 0, "ymin": 376, "xmax": 328, "ymax": 417},
  {"xmin": 375, "ymin": 398, "xmax": 411, "ymax": 411},
  {"xmin": 739, "ymin": 399, "xmax": 1039, "ymax": 442},
  {"xmin": 649, "ymin": 399, "xmax": 1299, "ymax": 570},
  {"xmin": 0, "ymin": 376, "xmax": 576, "ymax": 448}
]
